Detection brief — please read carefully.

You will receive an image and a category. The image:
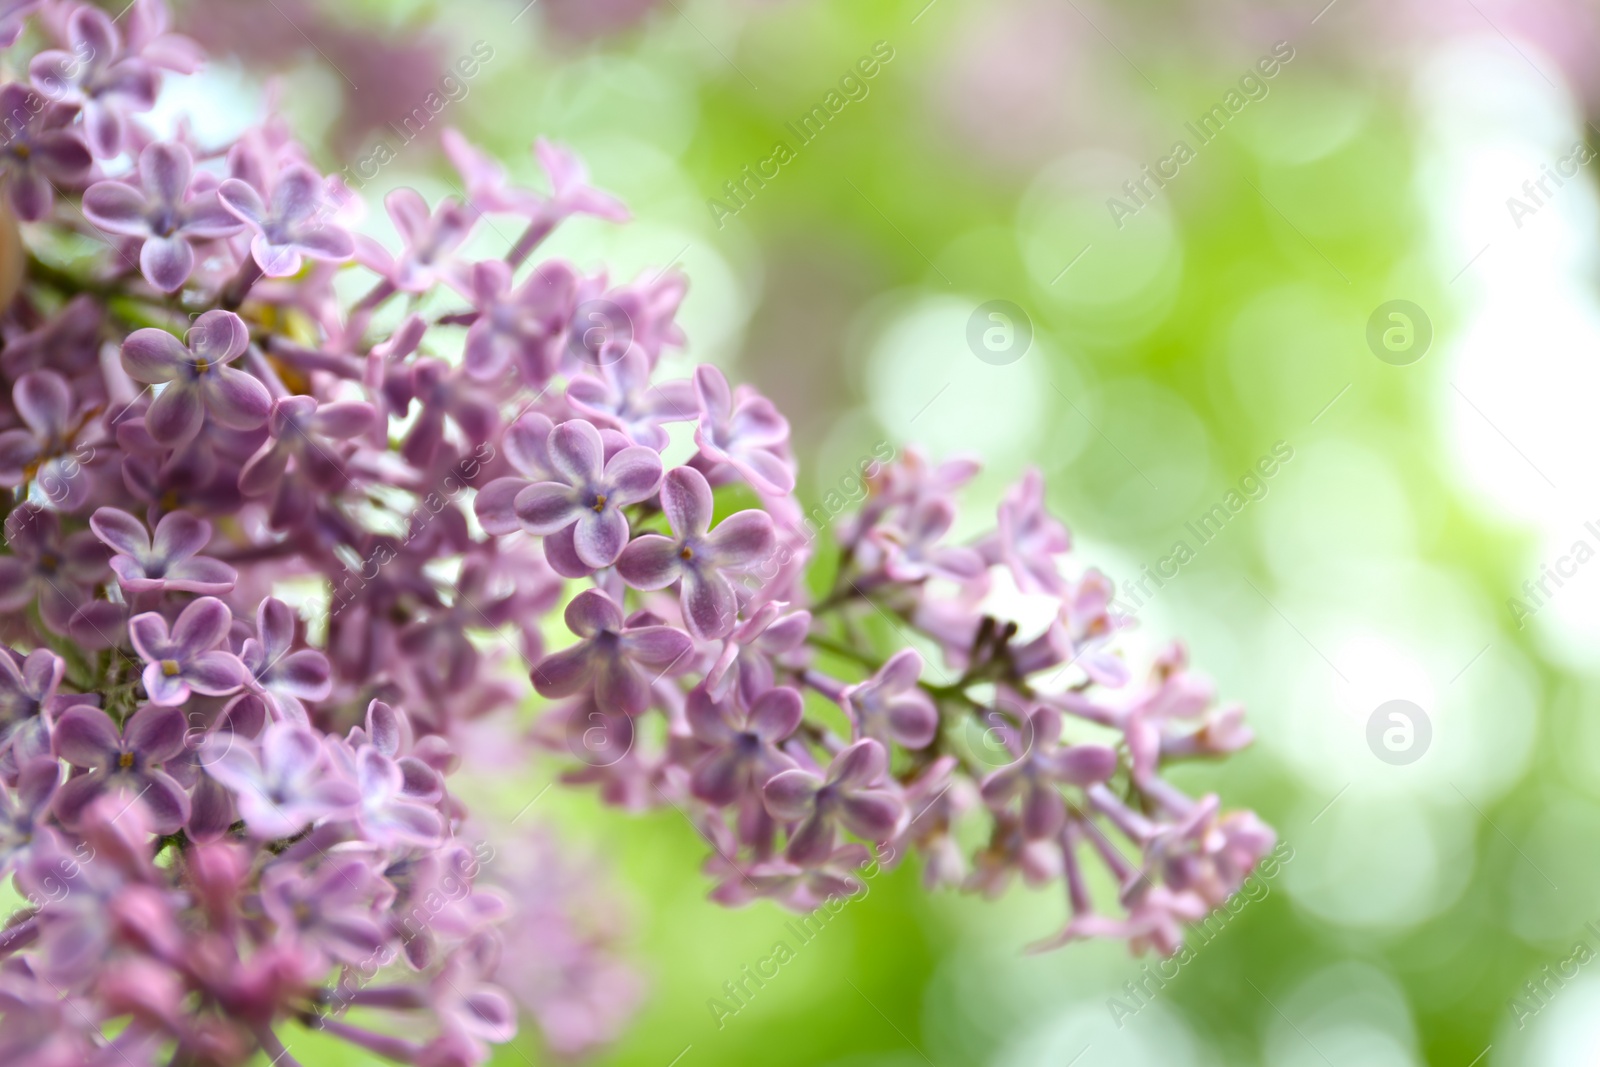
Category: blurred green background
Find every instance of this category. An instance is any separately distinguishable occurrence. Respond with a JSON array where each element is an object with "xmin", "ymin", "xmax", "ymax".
[{"xmin": 177, "ymin": 0, "xmax": 1600, "ymax": 1063}]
